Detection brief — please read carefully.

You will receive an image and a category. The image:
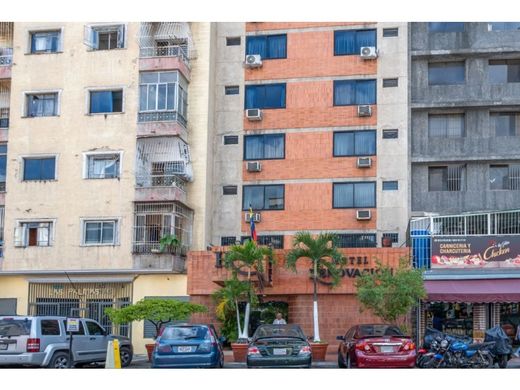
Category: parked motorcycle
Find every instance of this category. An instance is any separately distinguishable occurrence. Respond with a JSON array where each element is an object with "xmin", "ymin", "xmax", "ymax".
[
  {"xmin": 484, "ymin": 325, "xmax": 513, "ymax": 368},
  {"xmin": 448, "ymin": 339, "xmax": 495, "ymax": 368}
]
